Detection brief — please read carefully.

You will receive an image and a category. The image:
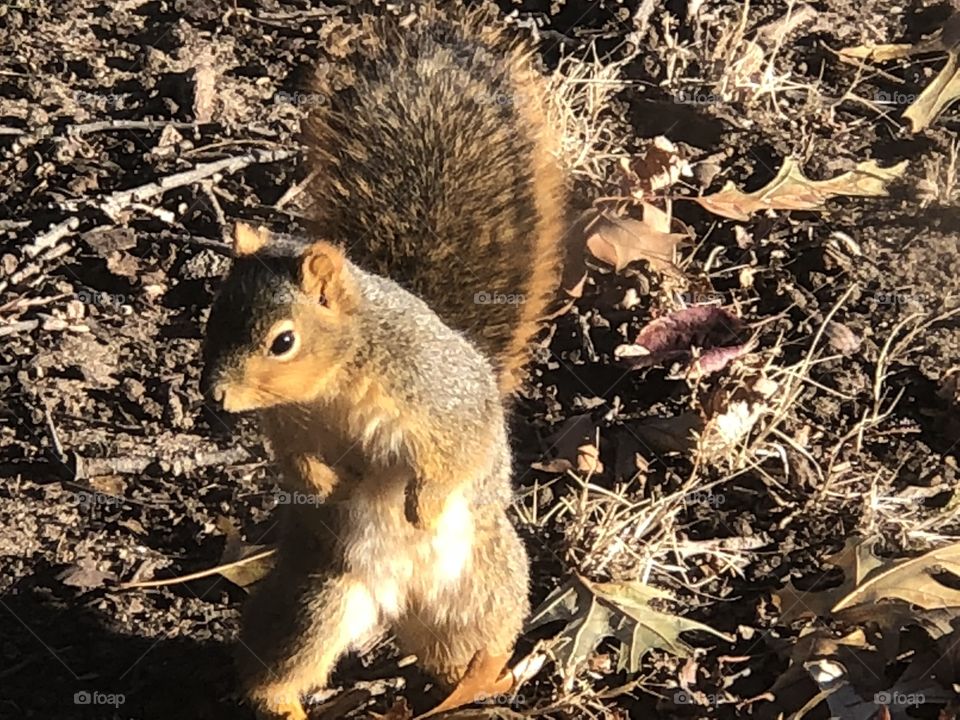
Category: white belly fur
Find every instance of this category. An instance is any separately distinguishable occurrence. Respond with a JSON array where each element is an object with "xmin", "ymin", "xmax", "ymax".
[{"xmin": 342, "ymin": 479, "xmax": 475, "ymax": 623}]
